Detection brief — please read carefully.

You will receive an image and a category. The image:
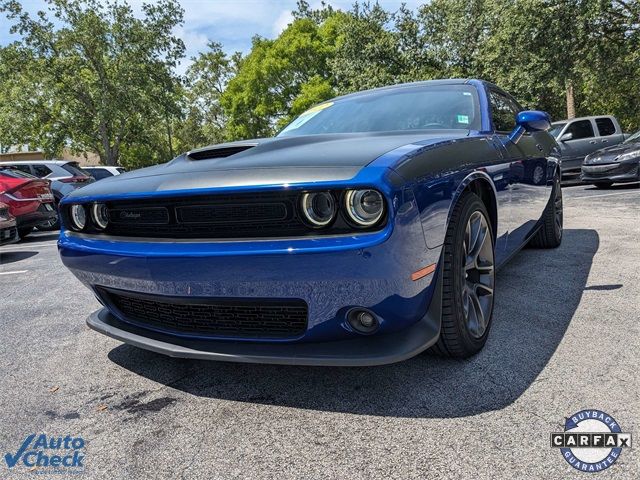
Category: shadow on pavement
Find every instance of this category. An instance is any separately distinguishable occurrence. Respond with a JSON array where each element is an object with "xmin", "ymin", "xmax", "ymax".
[
  {"xmin": 0, "ymin": 250, "xmax": 39, "ymax": 264},
  {"xmin": 19, "ymin": 233, "xmax": 59, "ymax": 243},
  {"xmin": 108, "ymin": 228, "xmax": 599, "ymax": 418}
]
